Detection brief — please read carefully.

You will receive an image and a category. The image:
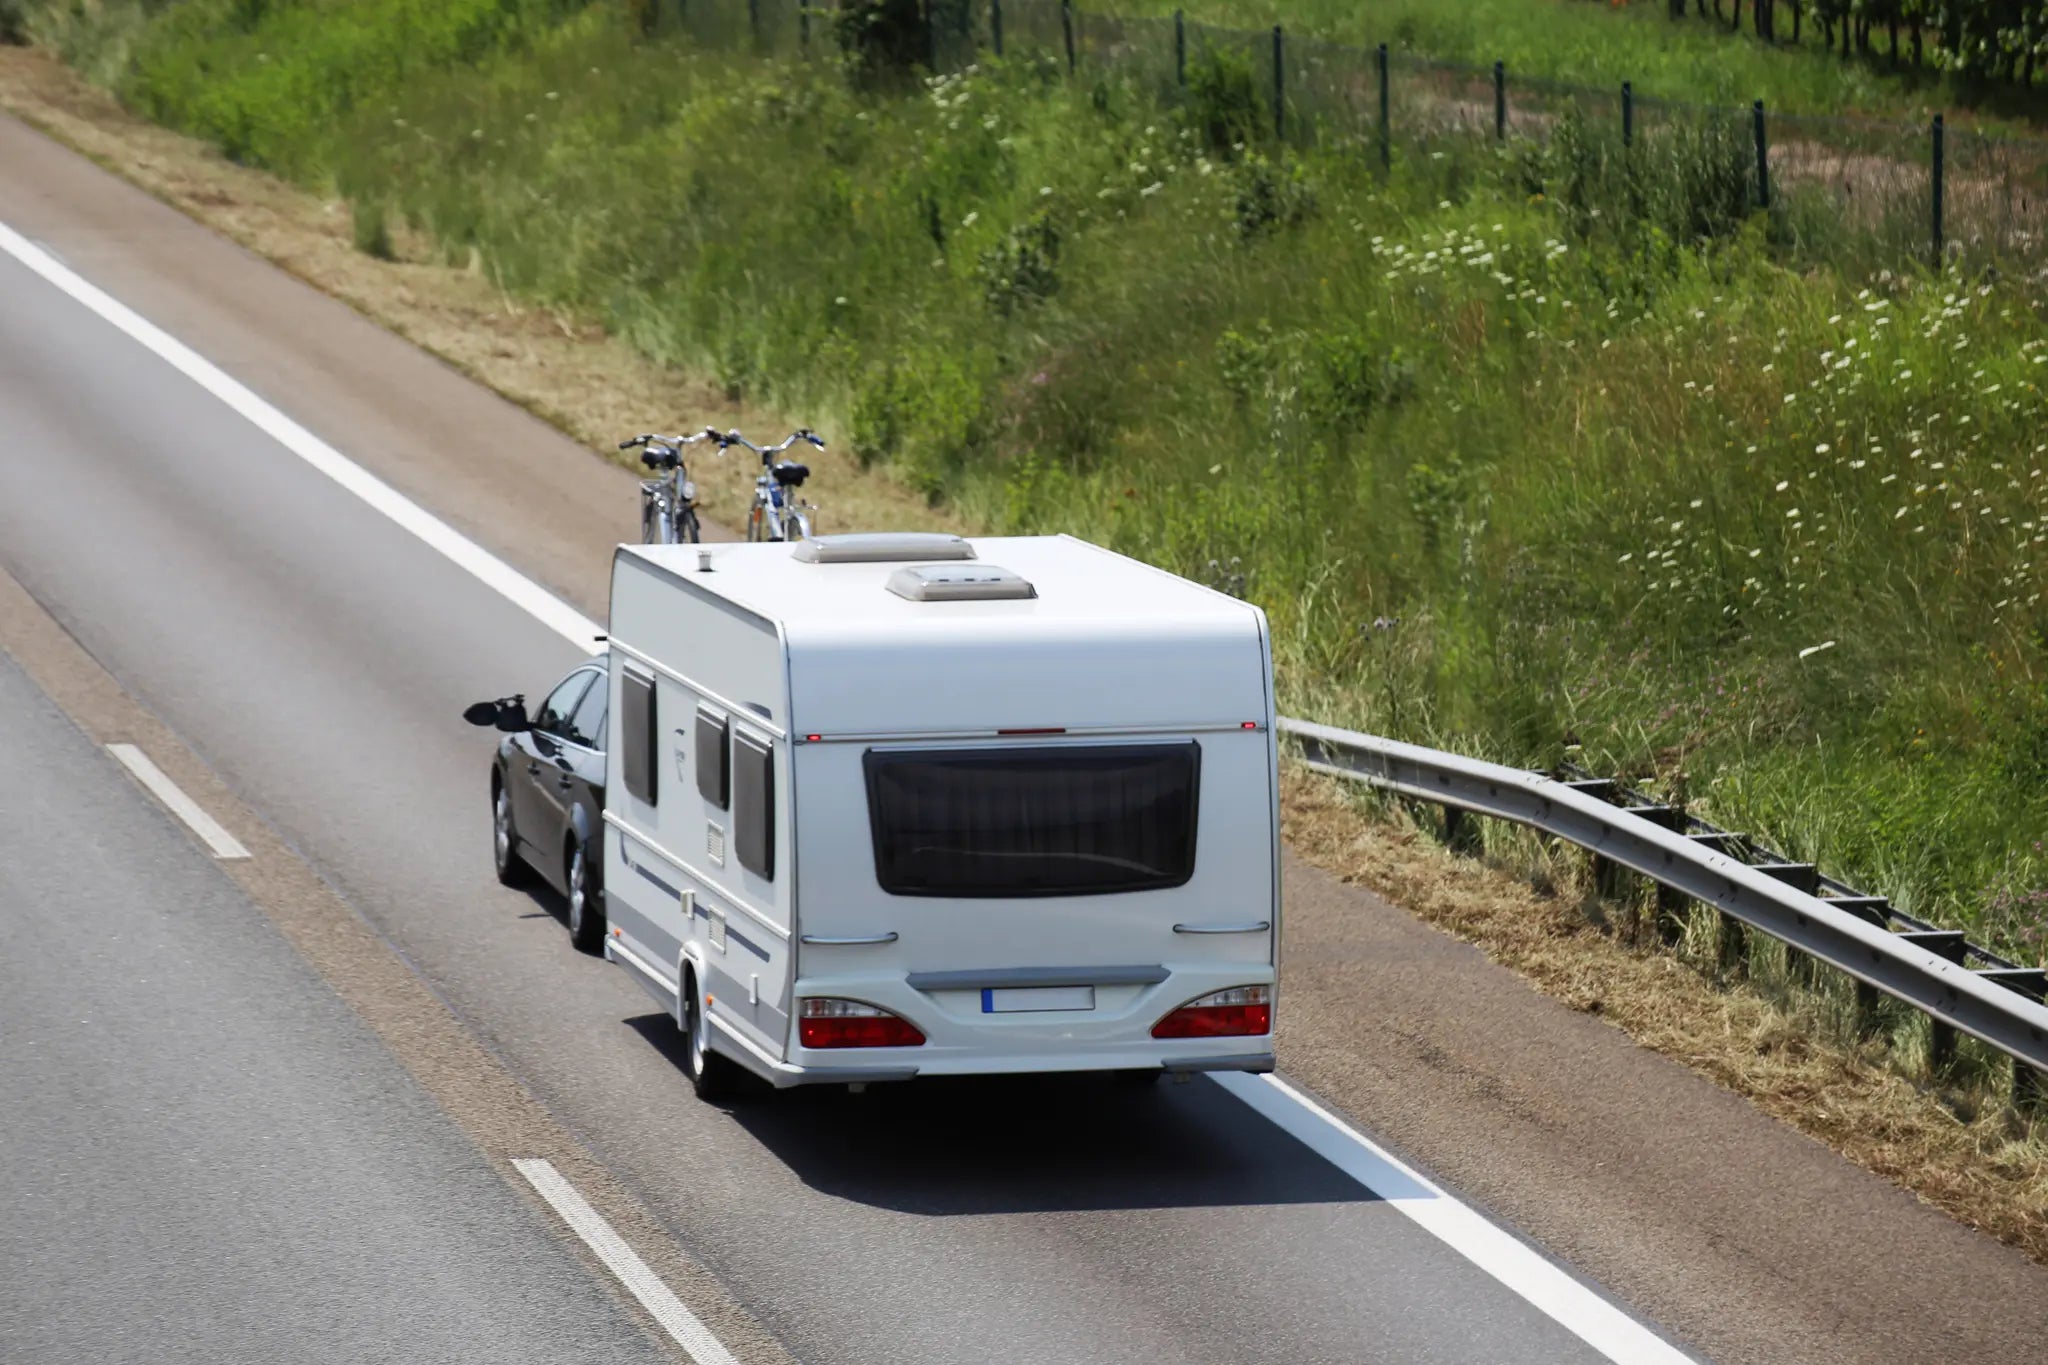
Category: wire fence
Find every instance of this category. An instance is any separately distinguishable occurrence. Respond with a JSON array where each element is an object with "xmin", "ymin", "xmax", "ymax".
[{"xmin": 663, "ymin": 0, "xmax": 2048, "ymax": 274}]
